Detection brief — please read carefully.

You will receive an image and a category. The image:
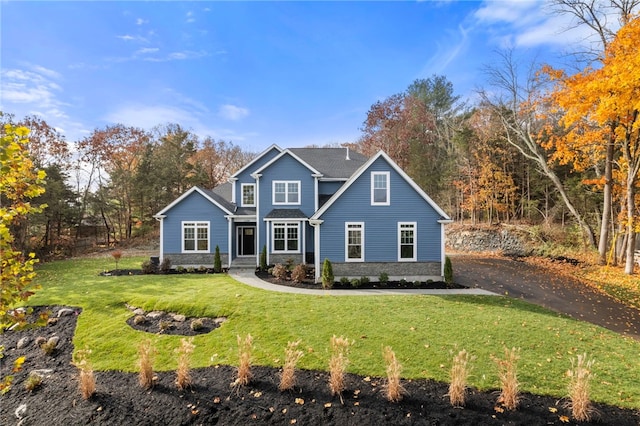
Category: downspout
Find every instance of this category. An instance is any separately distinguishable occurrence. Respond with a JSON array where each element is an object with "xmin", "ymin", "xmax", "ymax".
[
  {"xmin": 154, "ymin": 215, "xmax": 165, "ymax": 264},
  {"xmin": 310, "ymin": 219, "xmax": 323, "ymax": 282},
  {"xmin": 301, "ymin": 220, "xmax": 306, "ymax": 265},
  {"xmin": 227, "ymin": 216, "xmax": 232, "ymax": 269},
  {"xmin": 251, "ymin": 173, "xmax": 262, "ymax": 267},
  {"xmin": 438, "ymin": 219, "xmax": 453, "ymax": 277}
]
